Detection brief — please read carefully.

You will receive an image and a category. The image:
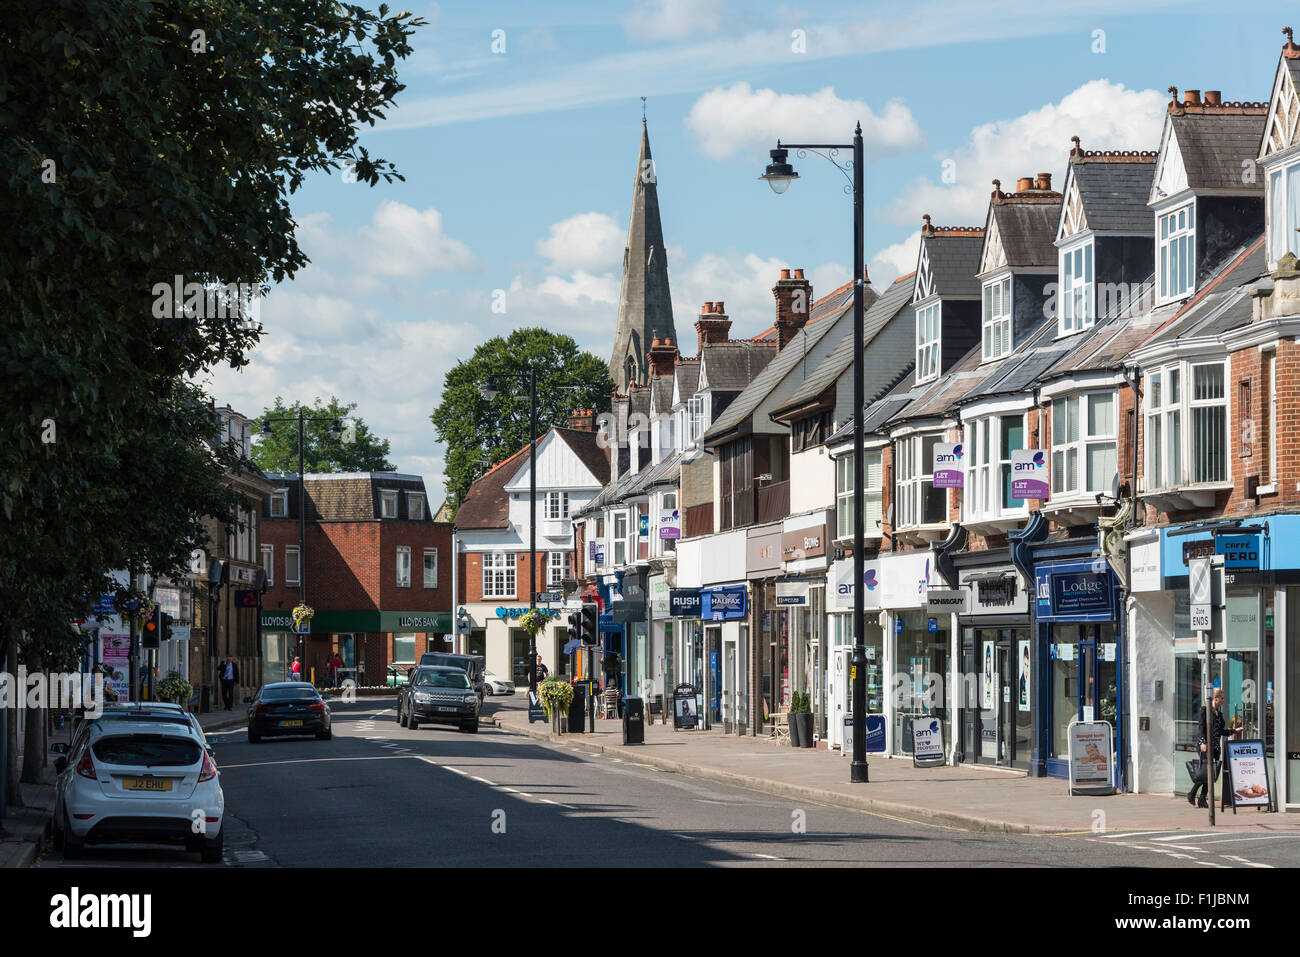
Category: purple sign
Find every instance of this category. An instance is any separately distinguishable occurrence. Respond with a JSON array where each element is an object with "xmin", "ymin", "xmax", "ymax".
[
  {"xmin": 1010, "ymin": 449, "xmax": 1049, "ymax": 500},
  {"xmin": 932, "ymin": 442, "xmax": 964, "ymax": 489}
]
